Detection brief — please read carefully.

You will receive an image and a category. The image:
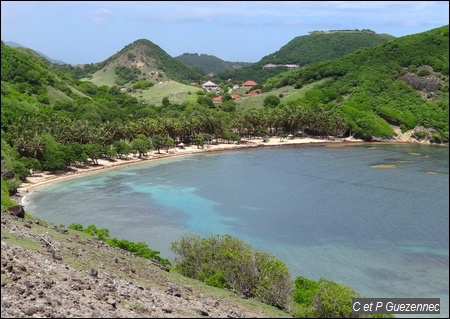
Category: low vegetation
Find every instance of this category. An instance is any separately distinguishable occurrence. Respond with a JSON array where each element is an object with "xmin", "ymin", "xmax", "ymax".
[
  {"xmin": 67, "ymin": 223, "xmax": 171, "ymax": 267},
  {"xmin": 39, "ymin": 223, "xmax": 393, "ymax": 317},
  {"xmin": 171, "ymin": 234, "xmax": 293, "ymax": 311}
]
